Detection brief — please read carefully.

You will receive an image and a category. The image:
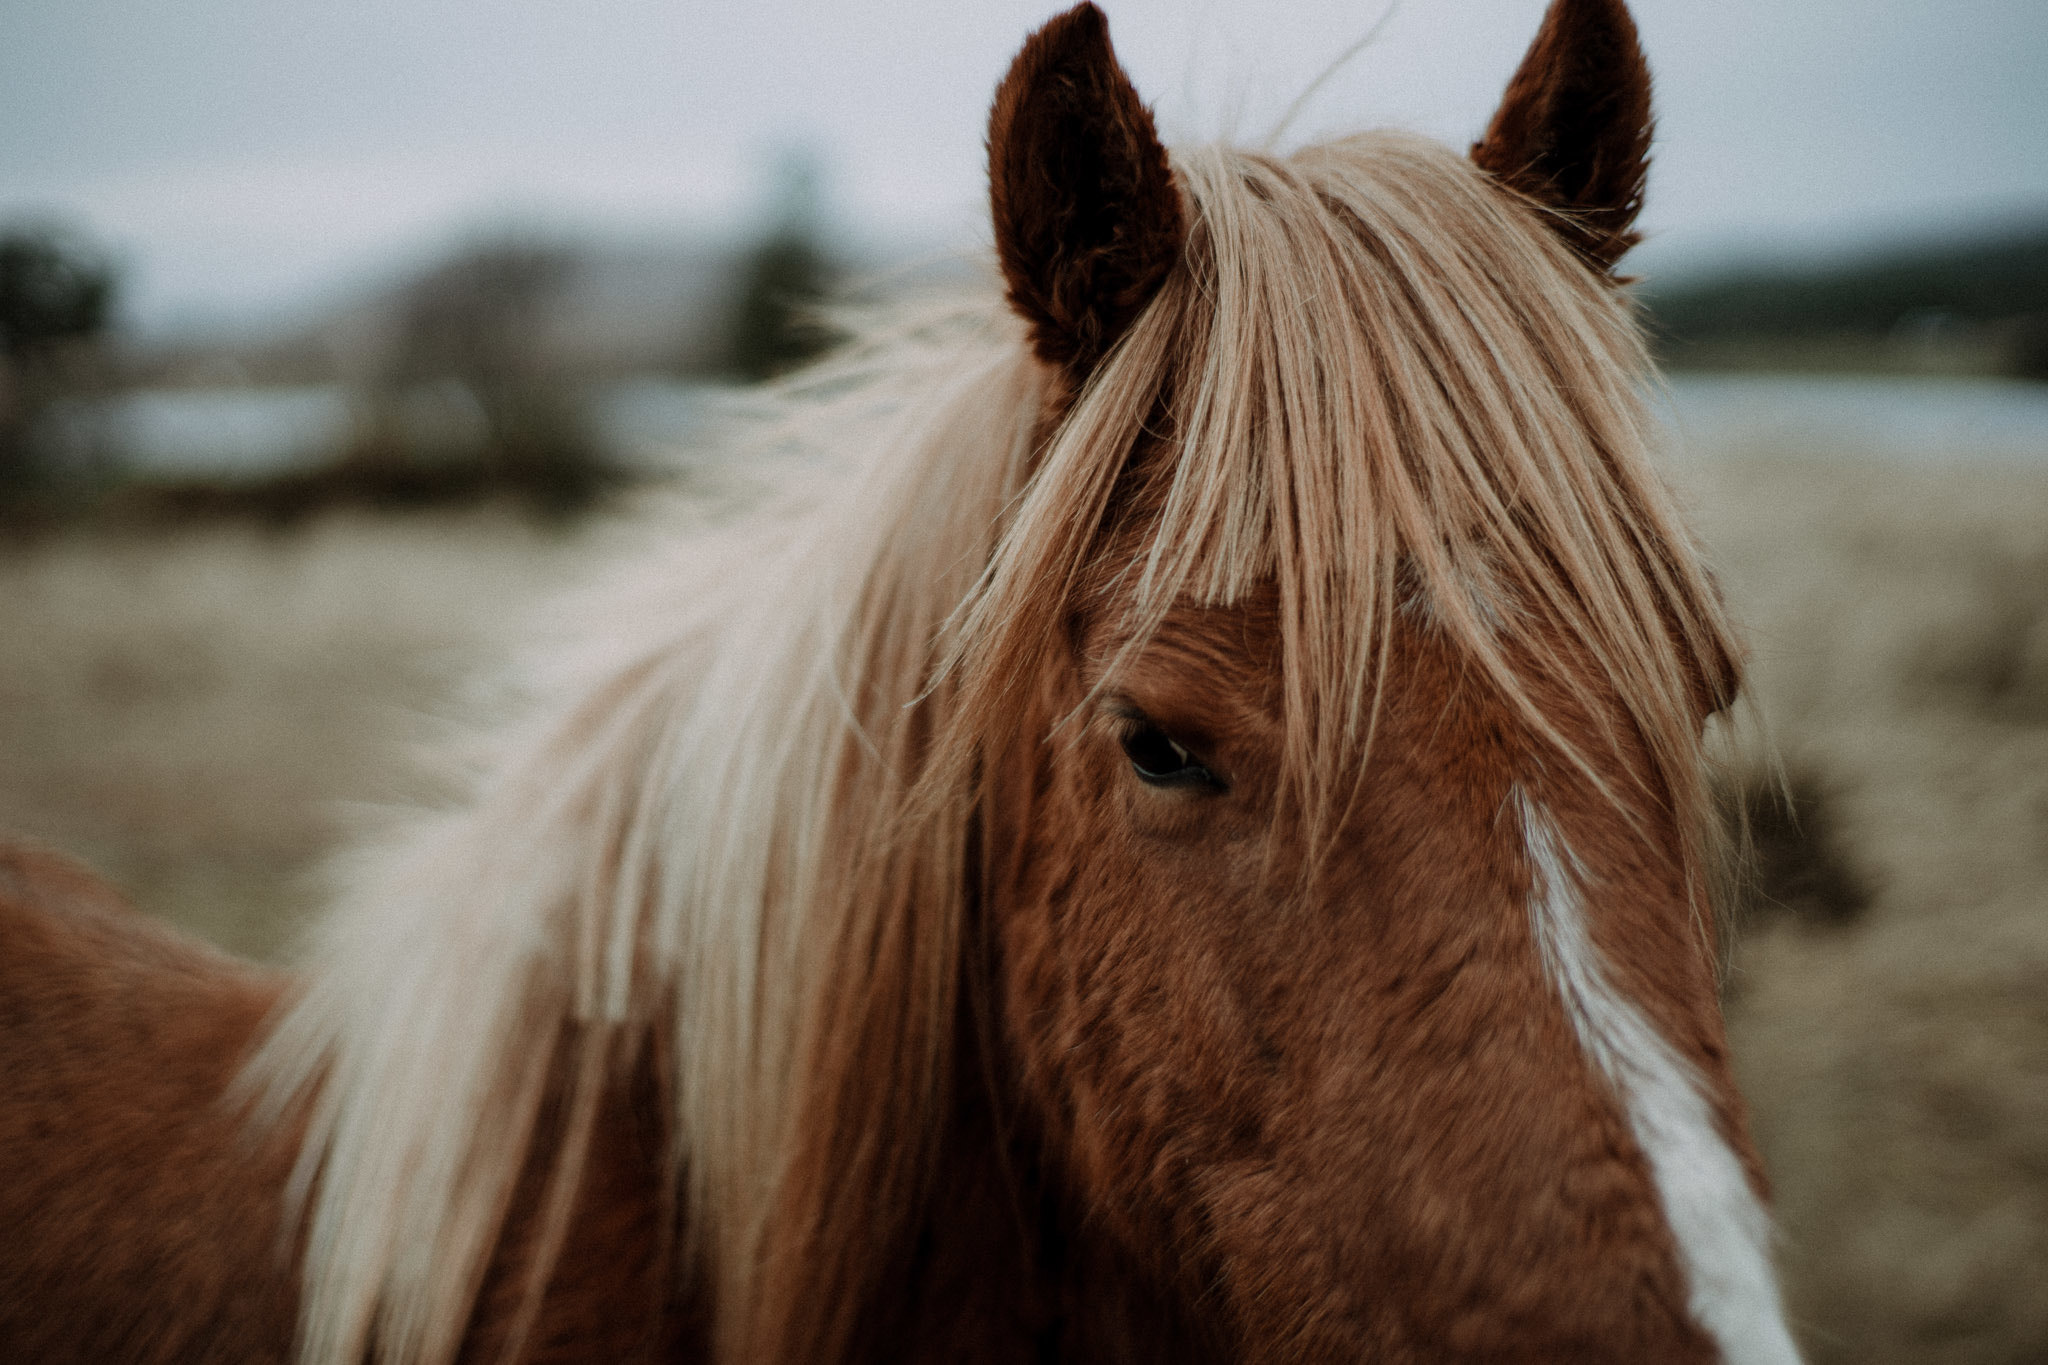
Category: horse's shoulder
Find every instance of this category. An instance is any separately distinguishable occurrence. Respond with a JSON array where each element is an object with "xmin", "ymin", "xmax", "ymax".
[
  {"xmin": 0, "ymin": 834, "xmax": 290, "ymax": 1170},
  {"xmin": 0, "ymin": 839, "xmax": 302, "ymax": 1364},
  {"xmin": 0, "ymin": 838, "xmax": 282, "ymax": 1008},
  {"xmin": 0, "ymin": 838, "xmax": 133, "ymax": 924}
]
